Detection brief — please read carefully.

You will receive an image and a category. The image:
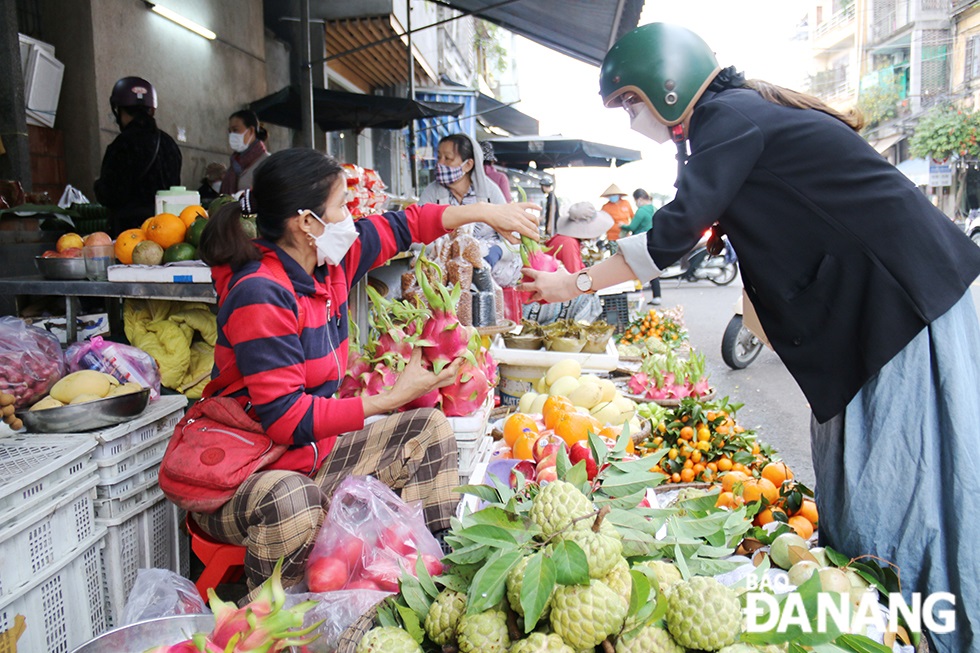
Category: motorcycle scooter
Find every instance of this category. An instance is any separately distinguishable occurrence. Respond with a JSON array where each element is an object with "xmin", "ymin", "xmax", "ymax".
[
  {"xmin": 658, "ymin": 229, "xmax": 739, "ymax": 286},
  {"xmin": 721, "ymin": 293, "xmax": 767, "ymax": 369}
]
